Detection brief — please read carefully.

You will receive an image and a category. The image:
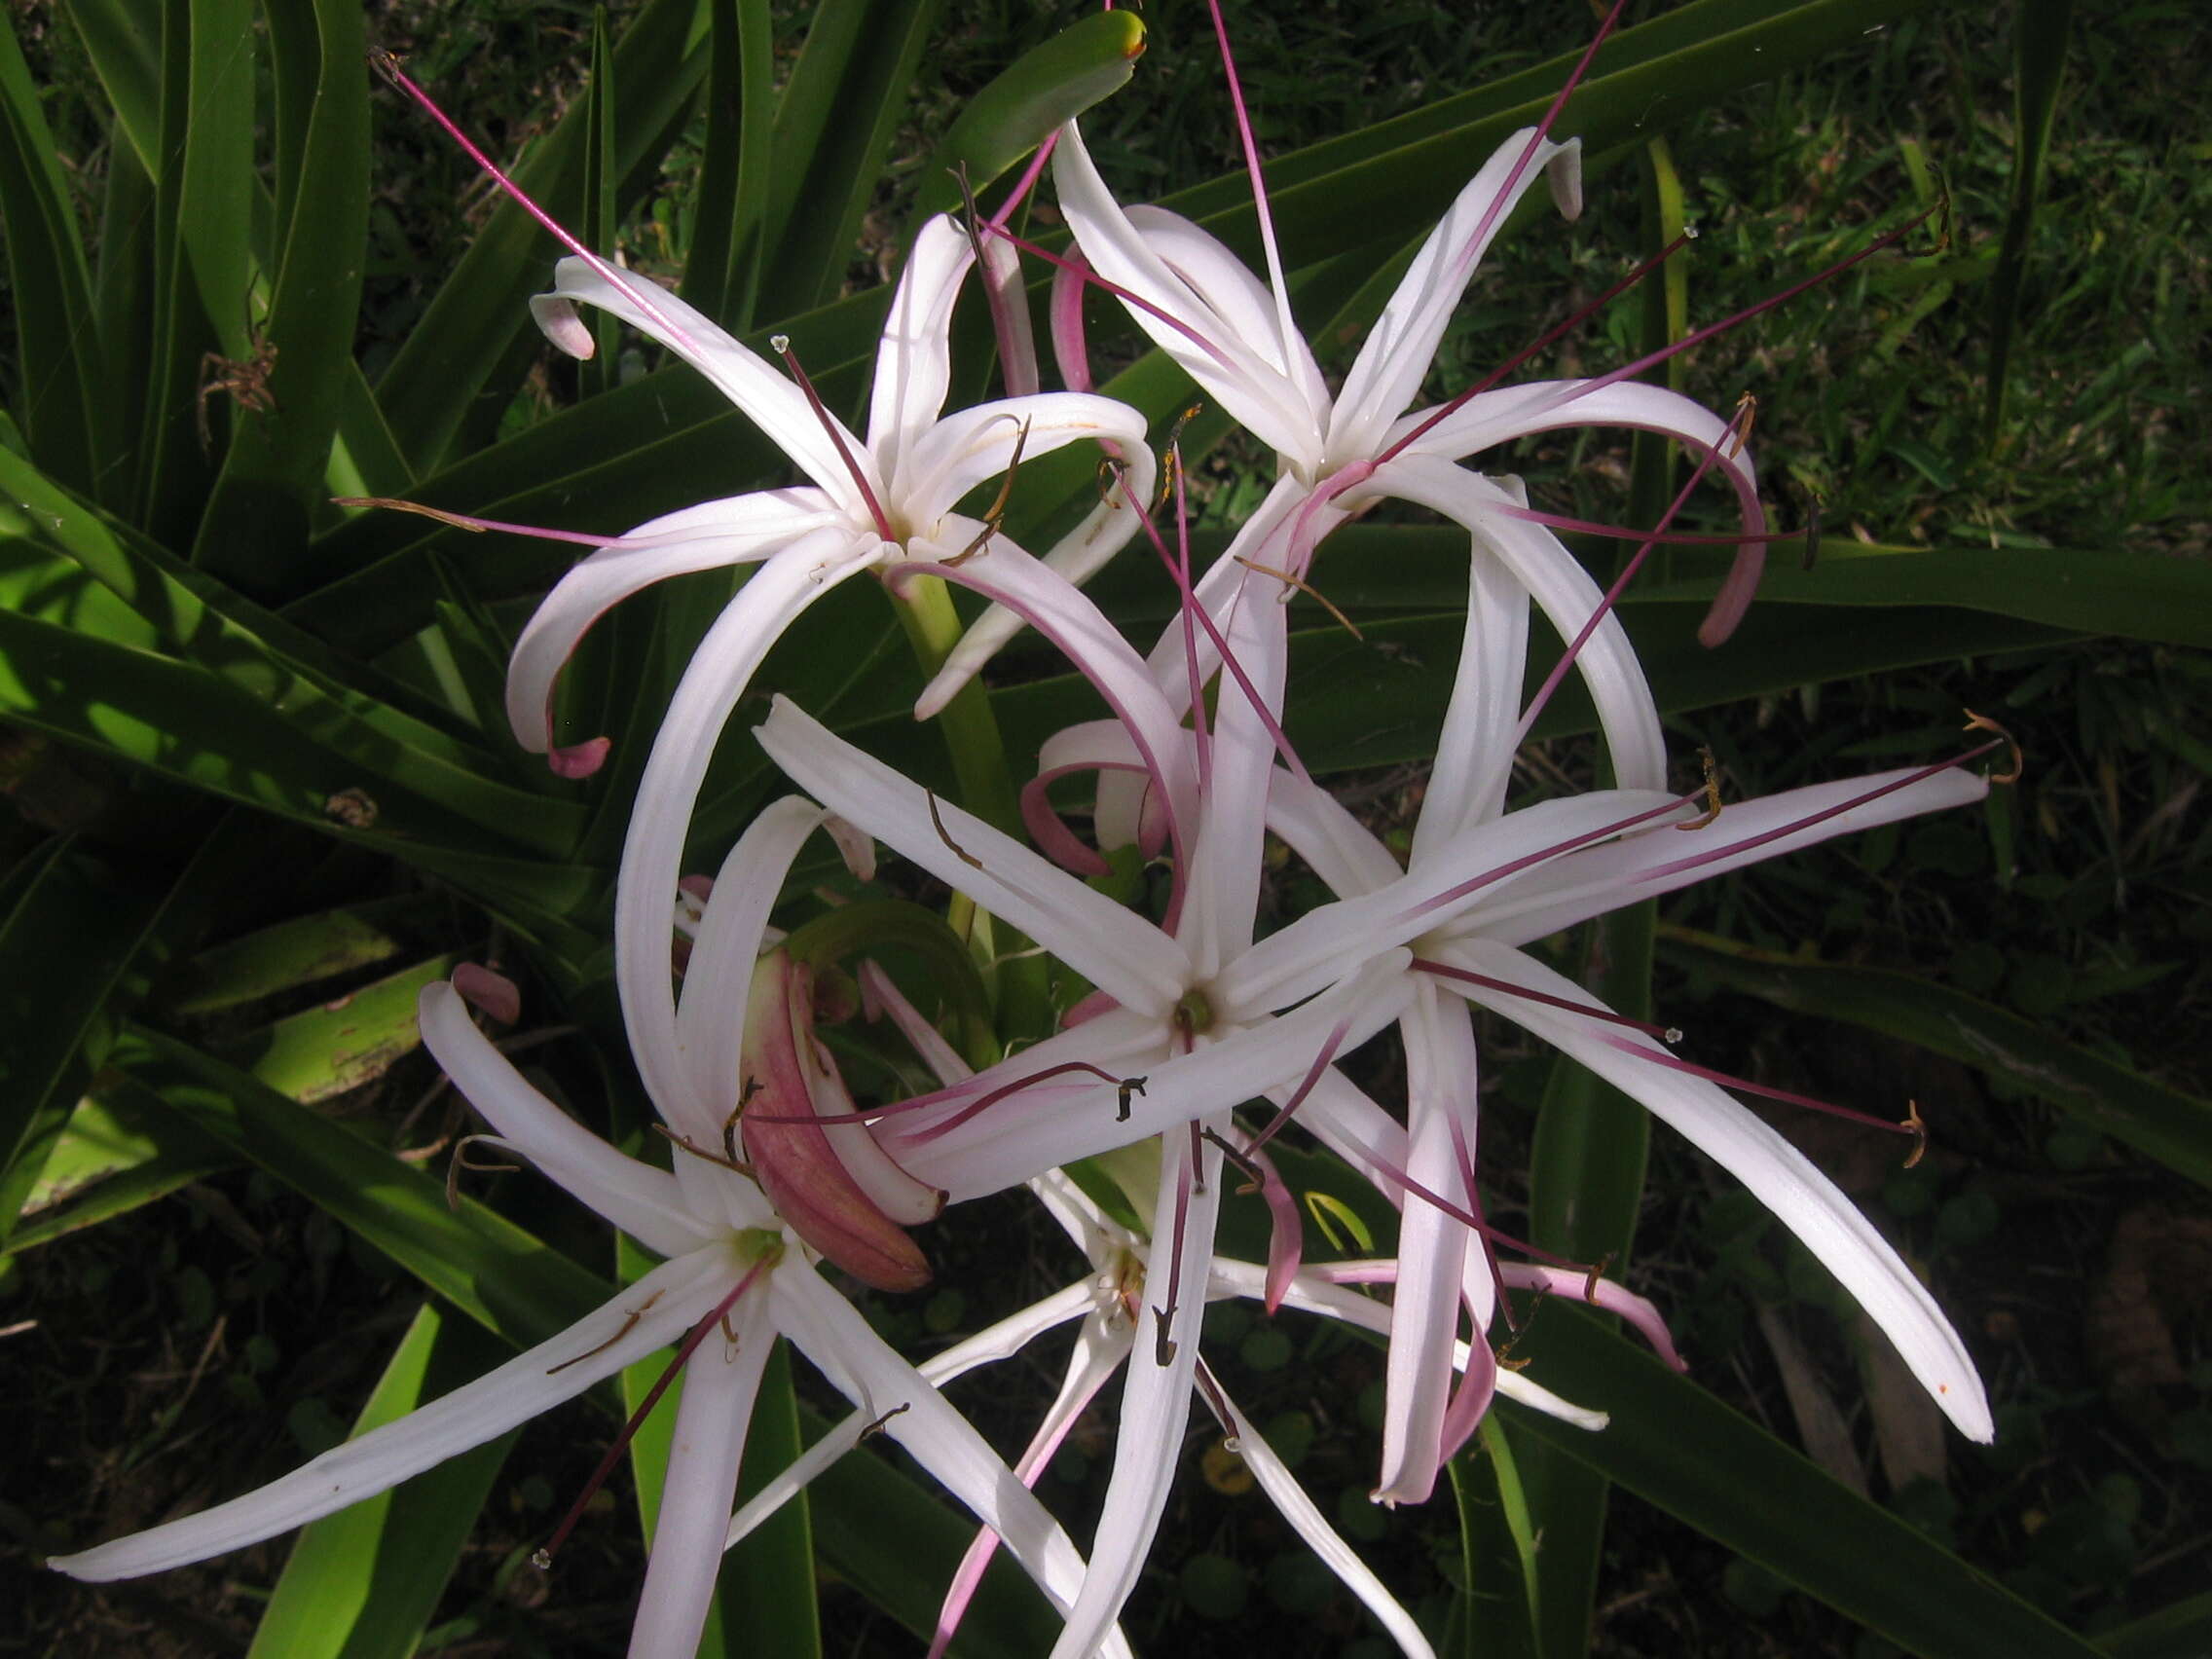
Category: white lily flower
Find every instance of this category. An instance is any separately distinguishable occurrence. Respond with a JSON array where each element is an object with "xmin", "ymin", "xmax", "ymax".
[
  {"xmin": 1248, "ymin": 543, "xmax": 2000, "ymax": 1501},
  {"xmin": 1004, "ymin": 117, "xmax": 1767, "ymax": 798},
  {"xmin": 51, "ymin": 804, "xmax": 1127, "ymax": 1659},
  {"xmin": 504, "ymin": 216, "xmax": 1159, "ymax": 1147}
]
